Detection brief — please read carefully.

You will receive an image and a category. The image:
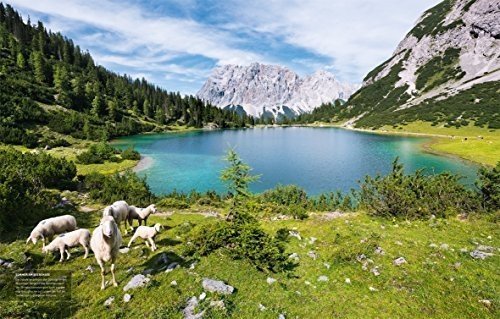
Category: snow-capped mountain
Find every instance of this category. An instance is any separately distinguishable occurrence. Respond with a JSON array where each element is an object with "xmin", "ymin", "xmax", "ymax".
[{"xmin": 197, "ymin": 63, "xmax": 358, "ymax": 118}]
